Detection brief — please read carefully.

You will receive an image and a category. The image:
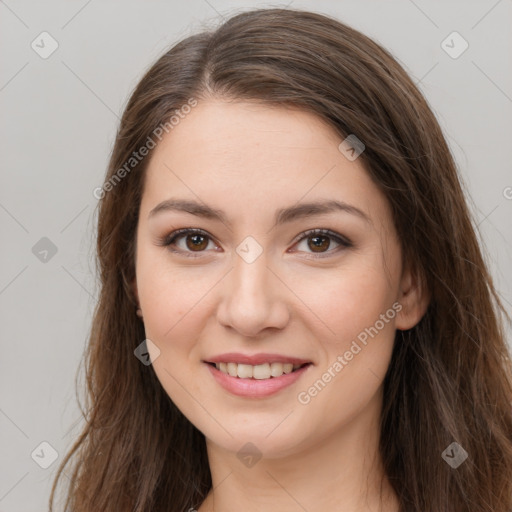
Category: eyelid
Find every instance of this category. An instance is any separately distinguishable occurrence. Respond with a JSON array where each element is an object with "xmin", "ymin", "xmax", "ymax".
[
  {"xmin": 159, "ymin": 227, "xmax": 219, "ymax": 258},
  {"xmin": 158, "ymin": 227, "xmax": 352, "ymax": 257},
  {"xmin": 289, "ymin": 228, "xmax": 352, "ymax": 248},
  {"xmin": 161, "ymin": 227, "xmax": 214, "ymax": 246},
  {"xmin": 287, "ymin": 228, "xmax": 352, "ymax": 259}
]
